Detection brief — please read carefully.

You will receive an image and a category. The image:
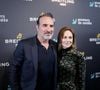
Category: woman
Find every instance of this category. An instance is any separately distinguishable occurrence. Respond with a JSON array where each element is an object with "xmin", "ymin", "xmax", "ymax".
[{"xmin": 57, "ymin": 26, "xmax": 86, "ymax": 90}]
